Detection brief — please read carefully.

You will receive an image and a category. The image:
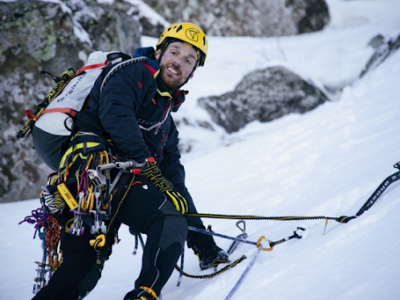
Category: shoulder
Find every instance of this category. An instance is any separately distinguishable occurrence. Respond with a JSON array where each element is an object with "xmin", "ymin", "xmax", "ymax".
[
  {"xmin": 100, "ymin": 59, "xmax": 160, "ymax": 91},
  {"xmin": 117, "ymin": 60, "xmax": 160, "ymax": 89}
]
